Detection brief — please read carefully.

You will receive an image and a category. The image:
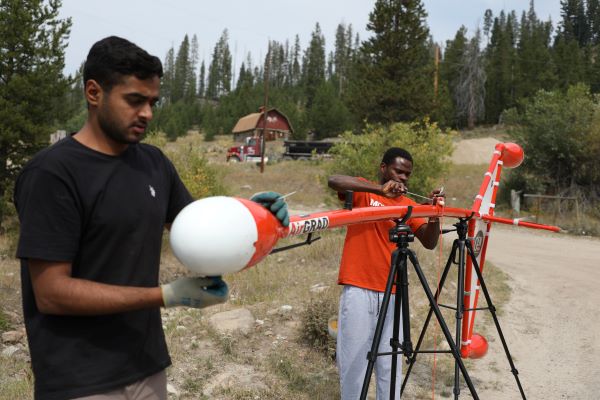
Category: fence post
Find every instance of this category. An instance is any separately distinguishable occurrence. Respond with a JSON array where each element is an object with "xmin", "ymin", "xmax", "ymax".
[{"xmin": 575, "ymin": 198, "xmax": 581, "ymax": 230}]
